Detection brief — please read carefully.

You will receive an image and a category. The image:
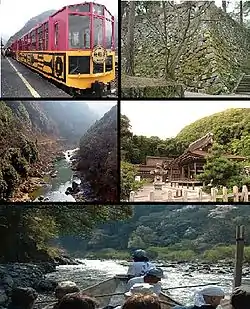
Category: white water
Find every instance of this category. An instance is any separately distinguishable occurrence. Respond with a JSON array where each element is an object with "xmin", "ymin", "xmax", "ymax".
[
  {"xmin": 35, "ymin": 148, "xmax": 80, "ymax": 202},
  {"xmin": 64, "ymin": 148, "xmax": 79, "ymax": 163},
  {"xmin": 45, "ymin": 259, "xmax": 239, "ymax": 305}
]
